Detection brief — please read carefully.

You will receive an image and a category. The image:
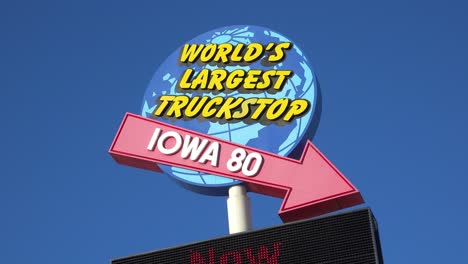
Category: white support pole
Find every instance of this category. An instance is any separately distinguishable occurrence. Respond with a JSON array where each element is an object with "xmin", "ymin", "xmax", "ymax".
[{"xmin": 227, "ymin": 185, "xmax": 252, "ymax": 234}]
